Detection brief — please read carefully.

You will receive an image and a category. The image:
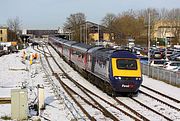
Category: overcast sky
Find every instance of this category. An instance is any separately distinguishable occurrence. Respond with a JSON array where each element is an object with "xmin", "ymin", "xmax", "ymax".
[{"xmin": 1, "ymin": 0, "xmax": 180, "ymax": 29}]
